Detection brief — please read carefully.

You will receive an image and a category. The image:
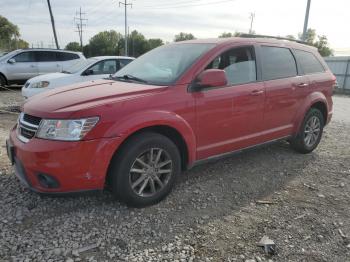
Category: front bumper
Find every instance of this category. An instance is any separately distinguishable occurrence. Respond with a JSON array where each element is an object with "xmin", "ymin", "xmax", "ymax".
[{"xmin": 8, "ymin": 128, "xmax": 122, "ymax": 193}]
